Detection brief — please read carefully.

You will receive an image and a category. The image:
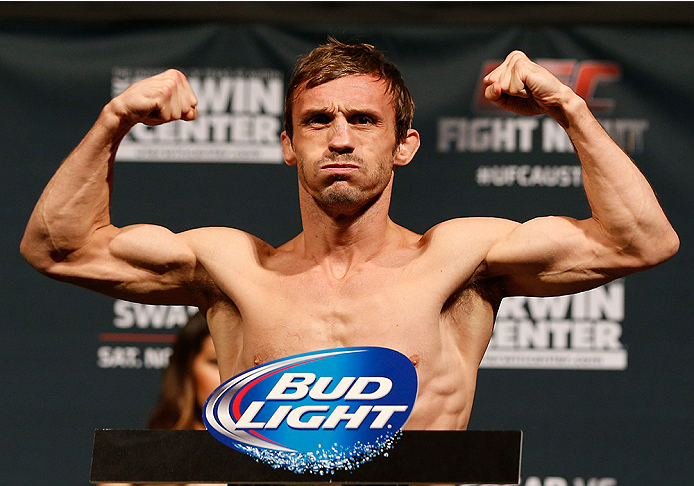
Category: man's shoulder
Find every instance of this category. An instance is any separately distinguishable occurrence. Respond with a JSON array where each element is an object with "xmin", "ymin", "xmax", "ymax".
[
  {"xmin": 178, "ymin": 226, "xmax": 277, "ymax": 258},
  {"xmin": 408, "ymin": 217, "xmax": 520, "ymax": 273},
  {"xmin": 424, "ymin": 216, "xmax": 520, "ymax": 244}
]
